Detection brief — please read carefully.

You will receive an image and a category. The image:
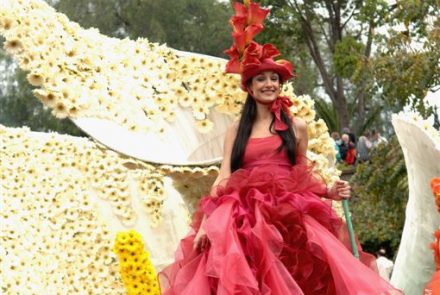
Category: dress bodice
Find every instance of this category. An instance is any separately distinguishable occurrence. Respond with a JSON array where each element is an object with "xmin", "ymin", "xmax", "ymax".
[{"xmin": 242, "ymin": 134, "xmax": 292, "ymax": 169}]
